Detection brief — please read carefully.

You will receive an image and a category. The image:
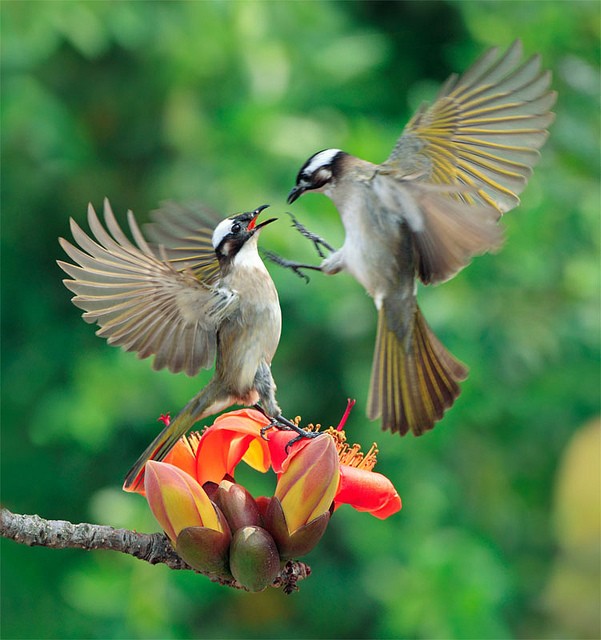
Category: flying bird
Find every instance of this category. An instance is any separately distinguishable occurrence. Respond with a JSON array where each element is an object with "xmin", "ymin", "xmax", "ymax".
[{"xmin": 282, "ymin": 40, "xmax": 556, "ymax": 436}]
